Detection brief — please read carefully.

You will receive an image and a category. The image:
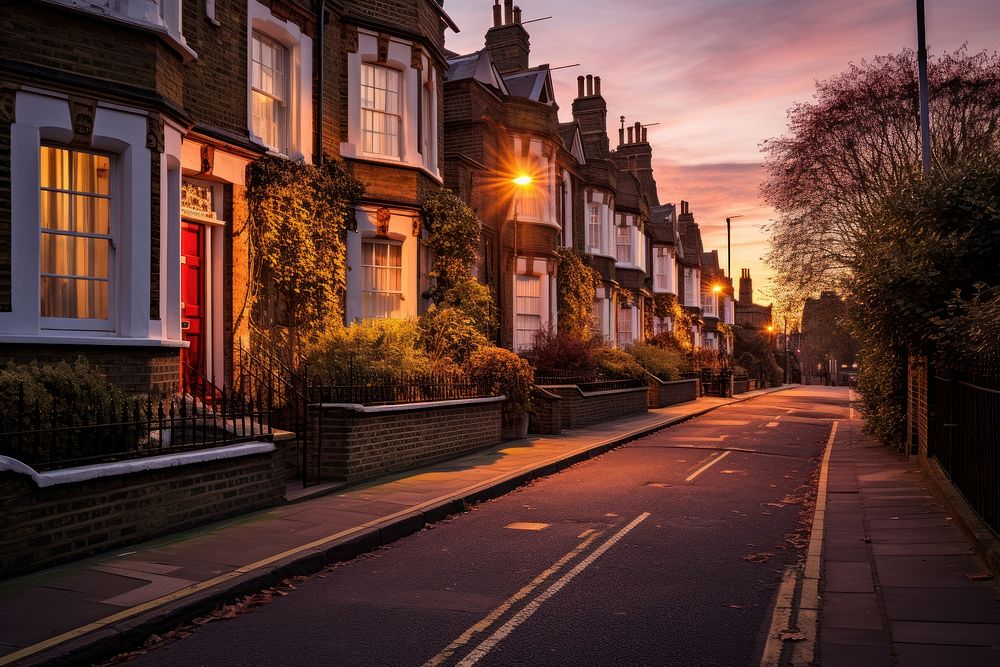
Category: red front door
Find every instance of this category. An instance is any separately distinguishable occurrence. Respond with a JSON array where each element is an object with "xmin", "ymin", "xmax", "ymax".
[{"xmin": 181, "ymin": 222, "xmax": 205, "ymax": 386}]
